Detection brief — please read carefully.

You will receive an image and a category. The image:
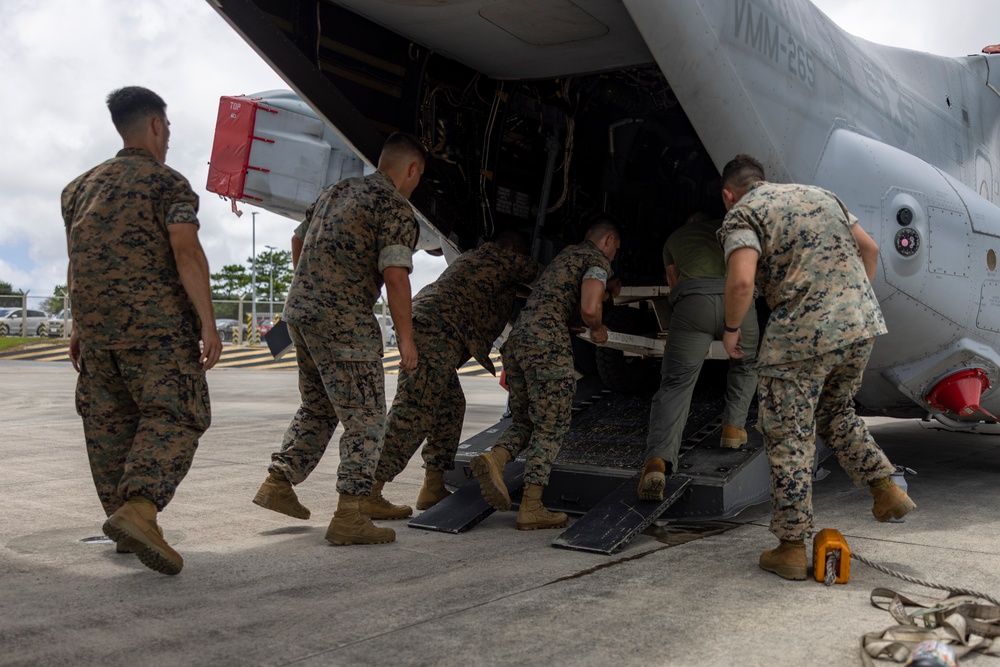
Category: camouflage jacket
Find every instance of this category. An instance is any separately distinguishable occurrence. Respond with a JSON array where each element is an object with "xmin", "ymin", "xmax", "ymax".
[
  {"xmin": 284, "ymin": 170, "xmax": 418, "ymax": 360},
  {"xmin": 718, "ymin": 182, "xmax": 887, "ymax": 366},
  {"xmin": 509, "ymin": 240, "xmax": 611, "ymax": 355},
  {"xmin": 413, "ymin": 242, "xmax": 539, "ymax": 375},
  {"xmin": 62, "ymin": 147, "xmax": 201, "ymax": 349}
]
